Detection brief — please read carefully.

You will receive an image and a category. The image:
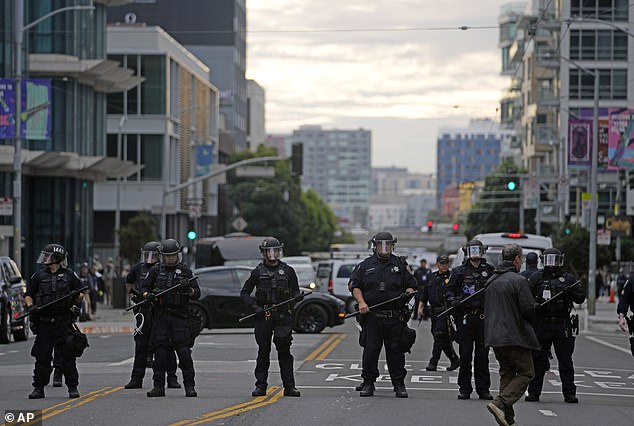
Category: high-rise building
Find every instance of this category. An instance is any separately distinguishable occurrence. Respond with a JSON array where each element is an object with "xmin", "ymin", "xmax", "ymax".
[
  {"xmin": 436, "ymin": 119, "xmax": 509, "ymax": 211},
  {"xmin": 0, "ymin": 0, "xmax": 138, "ymax": 275},
  {"xmin": 294, "ymin": 125, "xmax": 371, "ymax": 227},
  {"xmin": 108, "ymin": 0, "xmax": 248, "ymax": 150},
  {"xmin": 247, "ymin": 79, "xmax": 266, "ymax": 150}
]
